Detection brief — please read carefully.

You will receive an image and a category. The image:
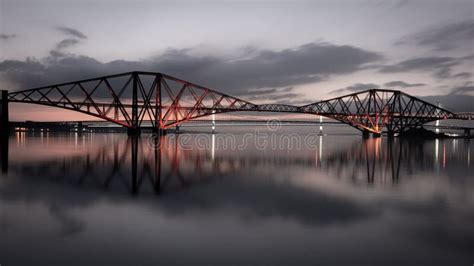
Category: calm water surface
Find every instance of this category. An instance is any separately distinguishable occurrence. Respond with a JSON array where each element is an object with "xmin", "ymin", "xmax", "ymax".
[{"xmin": 1, "ymin": 127, "xmax": 473, "ymax": 265}]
